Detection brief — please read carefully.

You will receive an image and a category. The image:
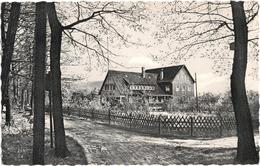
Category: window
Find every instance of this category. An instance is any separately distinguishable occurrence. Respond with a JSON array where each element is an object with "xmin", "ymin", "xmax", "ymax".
[
  {"xmin": 182, "ymin": 85, "xmax": 186, "ymax": 91},
  {"xmin": 104, "ymin": 84, "xmax": 115, "ymax": 91},
  {"xmin": 188, "ymin": 86, "xmax": 191, "ymax": 91},
  {"xmin": 165, "ymin": 85, "xmax": 170, "ymax": 92},
  {"xmin": 176, "ymin": 85, "xmax": 180, "ymax": 91},
  {"xmin": 111, "ymin": 84, "xmax": 116, "ymax": 90}
]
